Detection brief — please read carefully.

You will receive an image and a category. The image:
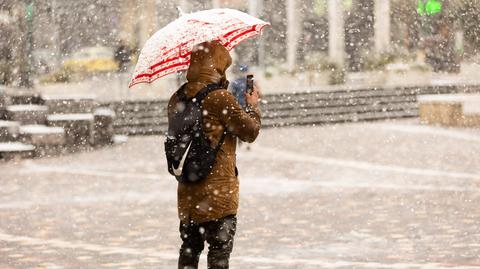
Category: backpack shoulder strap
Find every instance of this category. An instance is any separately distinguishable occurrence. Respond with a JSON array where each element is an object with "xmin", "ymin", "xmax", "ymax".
[
  {"xmin": 175, "ymin": 83, "xmax": 188, "ymax": 101},
  {"xmin": 195, "ymin": 83, "xmax": 228, "ymax": 150},
  {"xmin": 193, "ymin": 83, "xmax": 223, "ymax": 103}
]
